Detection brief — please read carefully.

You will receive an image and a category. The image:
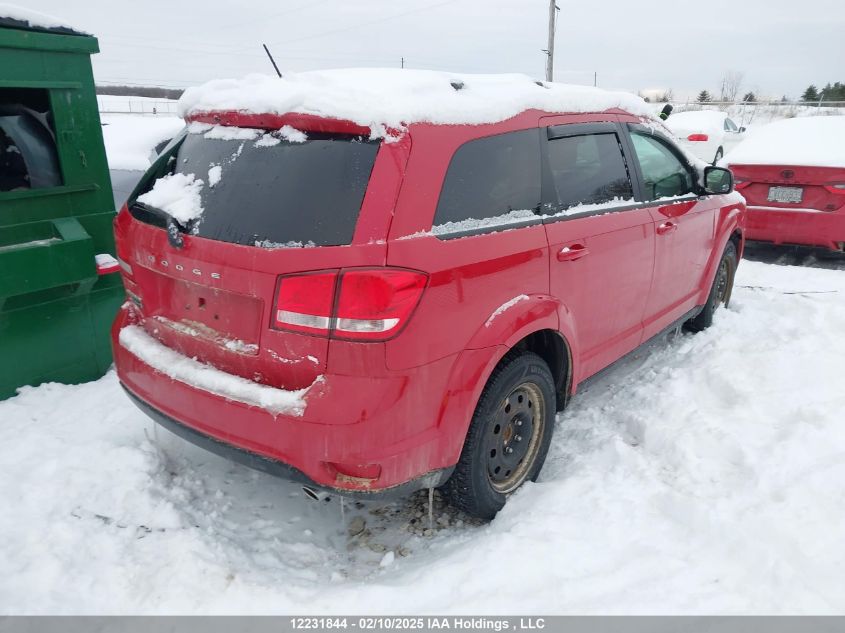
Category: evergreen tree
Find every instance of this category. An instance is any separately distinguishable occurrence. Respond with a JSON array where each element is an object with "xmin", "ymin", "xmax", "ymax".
[
  {"xmin": 801, "ymin": 85, "xmax": 819, "ymax": 102},
  {"xmin": 742, "ymin": 91, "xmax": 757, "ymax": 103},
  {"xmin": 696, "ymin": 90, "xmax": 712, "ymax": 103},
  {"xmin": 820, "ymin": 82, "xmax": 845, "ymax": 101}
]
